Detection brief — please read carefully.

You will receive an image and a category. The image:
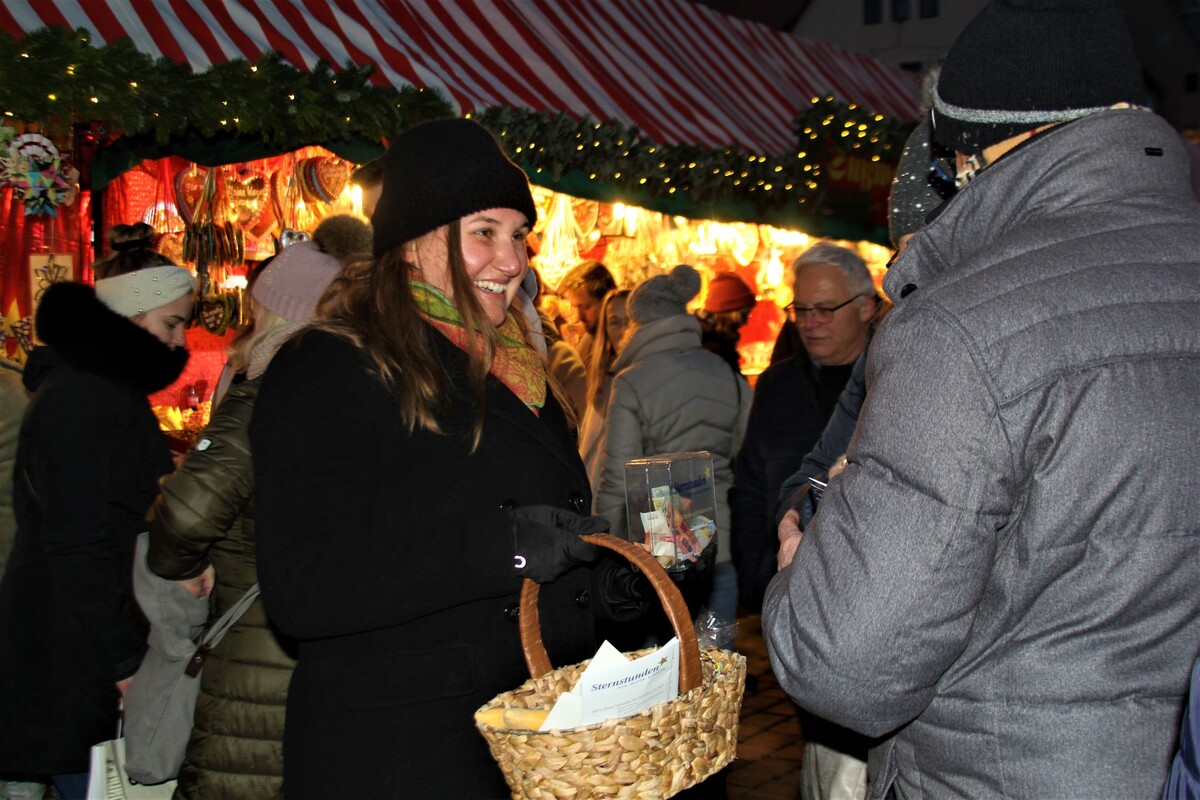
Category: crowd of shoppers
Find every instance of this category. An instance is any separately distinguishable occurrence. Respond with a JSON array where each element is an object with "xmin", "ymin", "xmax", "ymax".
[
  {"xmin": 2, "ymin": 3, "xmax": 1199, "ymax": 798},
  {"xmin": 144, "ymin": 231, "xmax": 359, "ymax": 799}
]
